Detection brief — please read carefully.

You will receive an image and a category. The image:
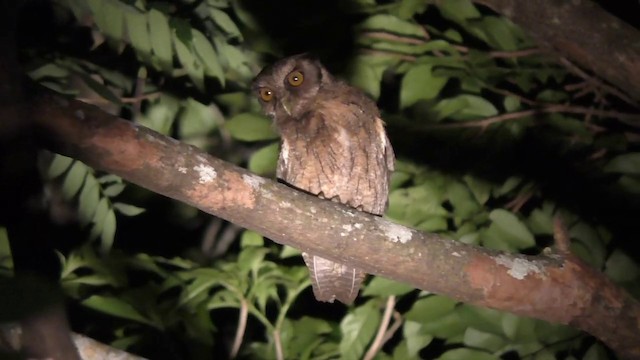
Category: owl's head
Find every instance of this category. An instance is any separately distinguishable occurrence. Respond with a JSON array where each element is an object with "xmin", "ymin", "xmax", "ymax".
[{"xmin": 252, "ymin": 54, "xmax": 332, "ymax": 120}]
